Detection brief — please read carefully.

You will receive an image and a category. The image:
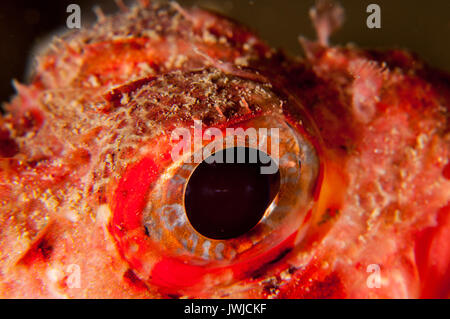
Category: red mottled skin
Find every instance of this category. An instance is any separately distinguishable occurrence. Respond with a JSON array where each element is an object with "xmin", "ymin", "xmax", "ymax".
[{"xmin": 0, "ymin": 1, "xmax": 449, "ymax": 298}]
